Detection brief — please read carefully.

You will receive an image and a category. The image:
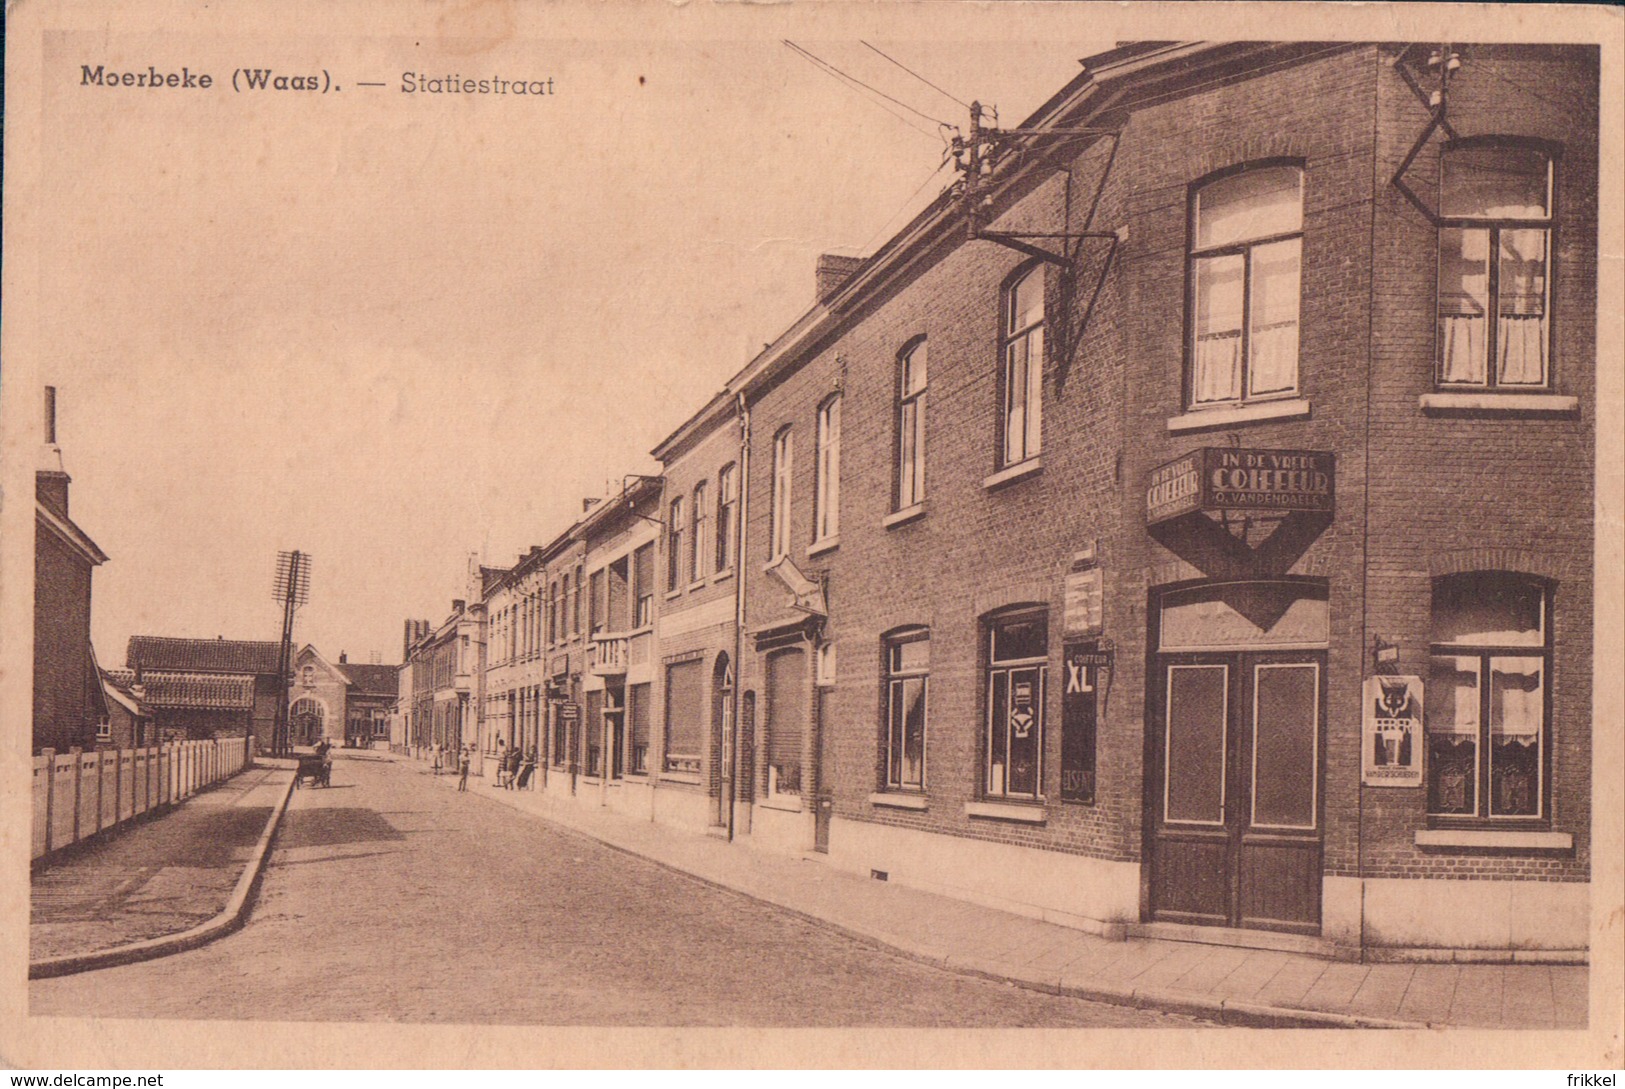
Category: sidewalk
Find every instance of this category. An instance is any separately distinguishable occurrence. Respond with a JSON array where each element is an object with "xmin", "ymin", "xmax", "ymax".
[
  {"xmin": 419, "ymin": 757, "xmax": 1588, "ymax": 1029},
  {"xmin": 30, "ymin": 764, "xmax": 294, "ymax": 967}
]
